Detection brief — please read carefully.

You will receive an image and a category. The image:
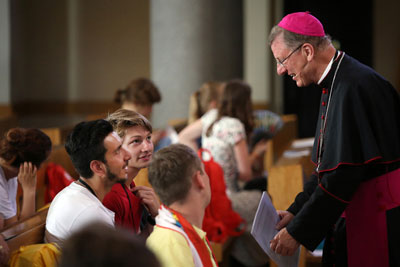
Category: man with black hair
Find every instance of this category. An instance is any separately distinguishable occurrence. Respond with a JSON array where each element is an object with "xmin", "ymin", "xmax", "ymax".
[{"xmin": 45, "ymin": 119, "xmax": 131, "ymax": 246}]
